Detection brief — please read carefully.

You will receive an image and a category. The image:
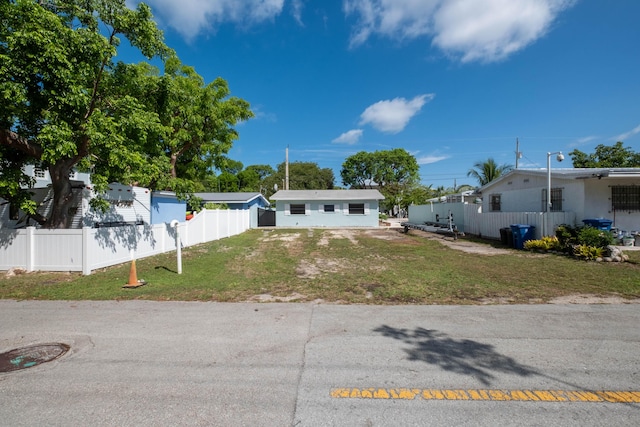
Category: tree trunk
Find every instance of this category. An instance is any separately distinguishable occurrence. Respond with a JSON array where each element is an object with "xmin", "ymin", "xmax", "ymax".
[
  {"xmin": 170, "ymin": 153, "xmax": 178, "ymax": 179},
  {"xmin": 47, "ymin": 161, "xmax": 75, "ymax": 229}
]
